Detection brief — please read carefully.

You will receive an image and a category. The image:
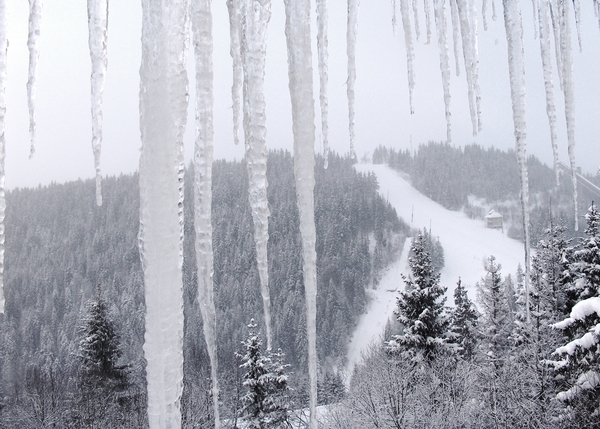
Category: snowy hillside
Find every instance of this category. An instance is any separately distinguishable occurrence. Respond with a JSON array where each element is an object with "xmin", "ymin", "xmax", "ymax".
[{"xmin": 346, "ymin": 163, "xmax": 527, "ymax": 379}]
